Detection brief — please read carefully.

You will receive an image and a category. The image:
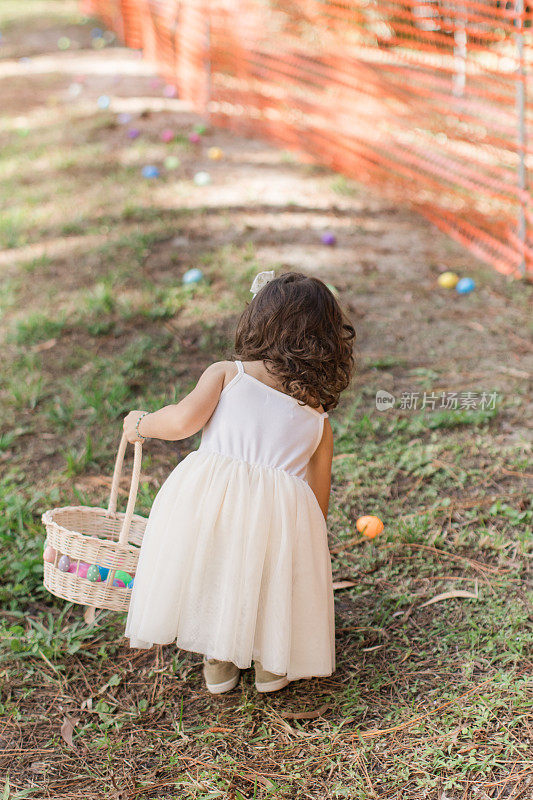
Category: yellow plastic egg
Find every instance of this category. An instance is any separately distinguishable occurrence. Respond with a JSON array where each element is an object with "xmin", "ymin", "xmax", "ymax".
[
  {"xmin": 437, "ymin": 272, "xmax": 459, "ymax": 289},
  {"xmin": 208, "ymin": 147, "xmax": 224, "ymax": 161}
]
